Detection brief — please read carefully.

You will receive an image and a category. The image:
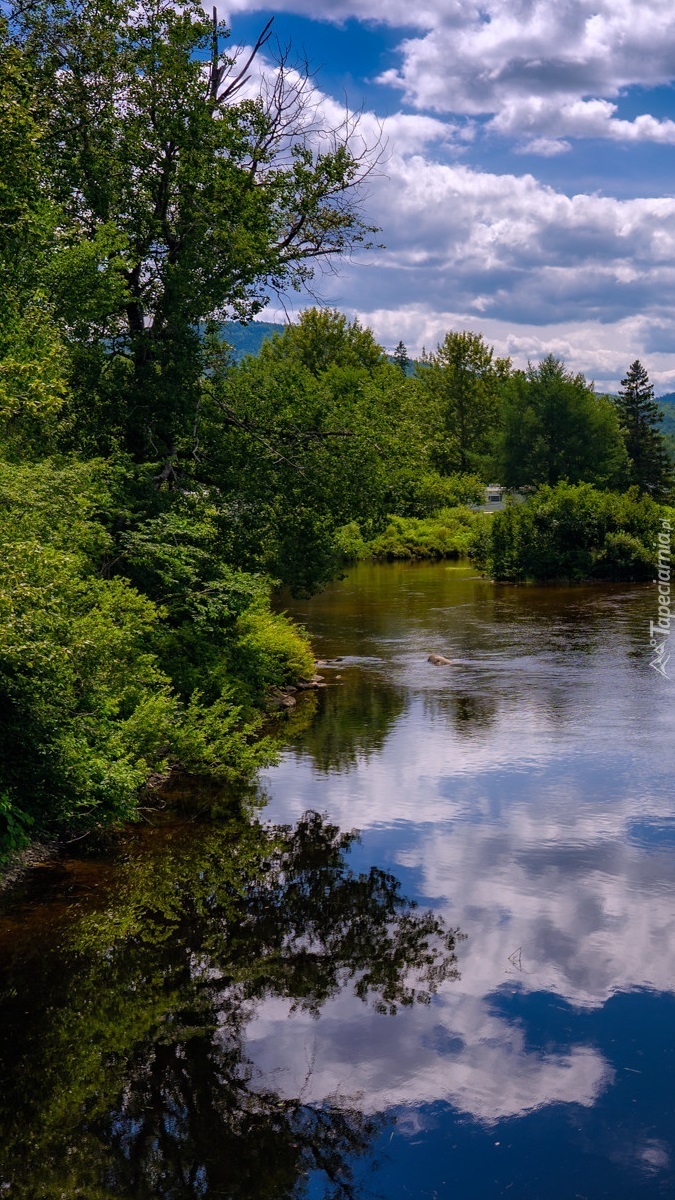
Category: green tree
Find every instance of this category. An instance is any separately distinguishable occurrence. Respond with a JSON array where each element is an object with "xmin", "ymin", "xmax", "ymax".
[
  {"xmin": 0, "ymin": 25, "xmax": 68, "ymax": 454},
  {"xmin": 417, "ymin": 330, "xmax": 510, "ymax": 477},
  {"xmin": 613, "ymin": 360, "xmax": 673, "ymax": 497},
  {"xmin": 10, "ymin": 0, "xmax": 378, "ymax": 460},
  {"xmin": 498, "ymin": 355, "xmax": 628, "ymax": 489},
  {"xmin": 260, "ymin": 308, "xmax": 386, "ymax": 378},
  {"xmin": 393, "ymin": 339, "xmax": 411, "ymax": 373},
  {"xmin": 196, "ymin": 310, "xmax": 432, "ymax": 591}
]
